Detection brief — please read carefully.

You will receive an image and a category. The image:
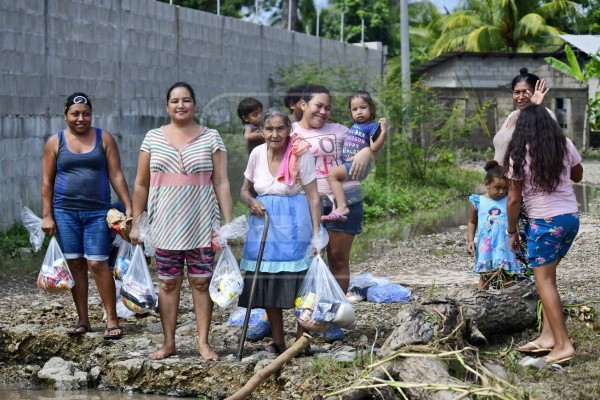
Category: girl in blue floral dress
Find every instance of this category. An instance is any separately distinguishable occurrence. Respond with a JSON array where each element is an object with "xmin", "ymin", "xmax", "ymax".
[{"xmin": 467, "ymin": 161, "xmax": 522, "ymax": 289}]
